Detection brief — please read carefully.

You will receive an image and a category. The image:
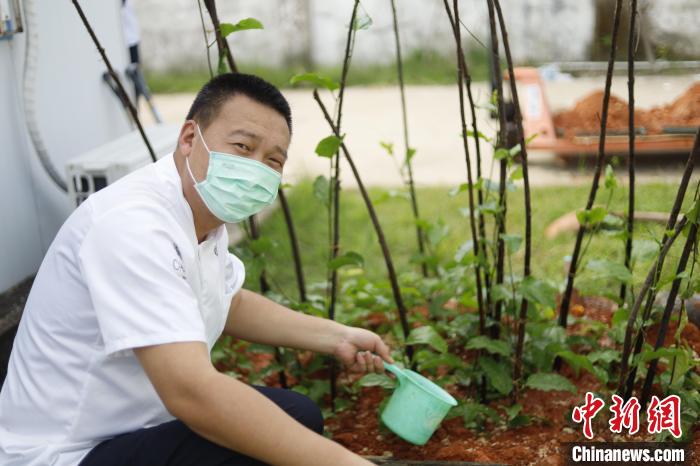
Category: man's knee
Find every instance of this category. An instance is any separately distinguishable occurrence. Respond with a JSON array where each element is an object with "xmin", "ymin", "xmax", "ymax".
[
  {"xmin": 253, "ymin": 385, "xmax": 324, "ymax": 435},
  {"xmin": 290, "ymin": 390, "xmax": 324, "ymax": 435}
]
